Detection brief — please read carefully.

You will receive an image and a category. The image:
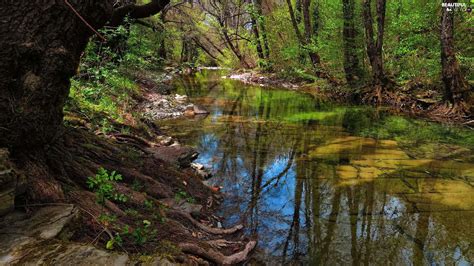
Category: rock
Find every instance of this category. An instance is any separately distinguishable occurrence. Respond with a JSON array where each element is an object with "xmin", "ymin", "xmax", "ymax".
[
  {"xmin": 156, "ymin": 84, "xmax": 173, "ymax": 95},
  {"xmin": 159, "ymin": 198, "xmax": 203, "ymax": 216},
  {"xmin": 0, "ymin": 205, "xmax": 176, "ymax": 265},
  {"xmin": 0, "ymin": 149, "xmax": 25, "ymax": 216},
  {"xmin": 175, "ymin": 94, "xmax": 188, "ymax": 104},
  {"xmin": 191, "ymin": 163, "xmax": 205, "ymax": 170},
  {"xmin": 191, "ymin": 163, "xmax": 211, "ymax": 179},
  {"xmin": 193, "ymin": 105, "xmax": 210, "ymax": 115},
  {"xmin": 160, "ymin": 136, "xmax": 174, "ymax": 146},
  {"xmin": 151, "ymin": 146, "xmax": 199, "ymax": 168},
  {"xmin": 184, "ymin": 105, "xmax": 195, "ymax": 117}
]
